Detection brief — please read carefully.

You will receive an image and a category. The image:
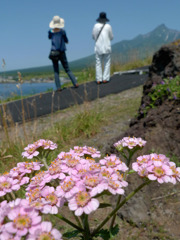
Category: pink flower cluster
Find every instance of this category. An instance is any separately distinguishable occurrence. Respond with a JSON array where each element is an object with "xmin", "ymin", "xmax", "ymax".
[
  {"xmin": 132, "ymin": 153, "xmax": 180, "ymax": 184},
  {"xmin": 0, "ymin": 161, "xmax": 43, "ymax": 198},
  {"xmin": 0, "ymin": 199, "xmax": 62, "ymax": 239},
  {"xmin": 22, "ymin": 139, "xmax": 57, "ymax": 159},
  {"xmin": 69, "ymin": 146, "xmax": 101, "ymax": 158},
  {"xmin": 1, "ymin": 138, "xmax": 180, "ymax": 239},
  {"xmin": 24, "ymin": 147, "xmax": 128, "ymax": 217},
  {"xmin": 114, "ymin": 137, "xmax": 147, "ymax": 151}
]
